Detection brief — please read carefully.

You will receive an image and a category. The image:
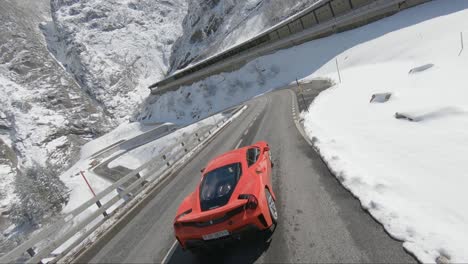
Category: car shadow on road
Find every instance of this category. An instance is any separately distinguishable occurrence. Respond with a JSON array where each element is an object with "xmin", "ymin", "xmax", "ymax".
[{"xmin": 168, "ymin": 230, "xmax": 274, "ymax": 264}]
